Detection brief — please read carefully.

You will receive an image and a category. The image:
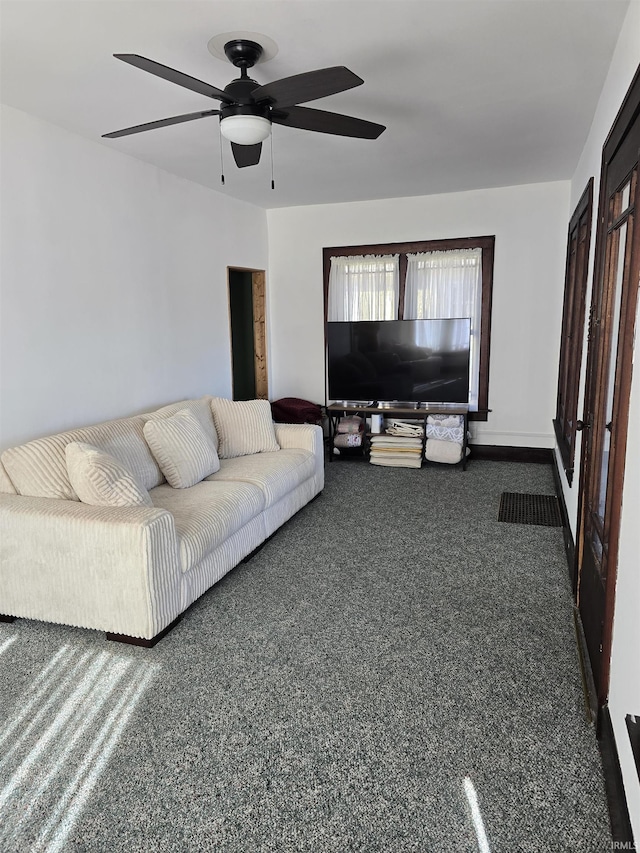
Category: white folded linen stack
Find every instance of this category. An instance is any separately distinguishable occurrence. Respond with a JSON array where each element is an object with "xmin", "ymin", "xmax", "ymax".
[
  {"xmin": 425, "ymin": 414, "xmax": 465, "ymax": 464},
  {"xmin": 369, "ymin": 420, "xmax": 424, "ymax": 468}
]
